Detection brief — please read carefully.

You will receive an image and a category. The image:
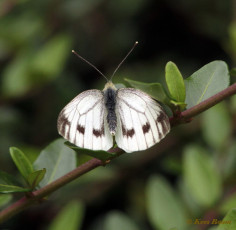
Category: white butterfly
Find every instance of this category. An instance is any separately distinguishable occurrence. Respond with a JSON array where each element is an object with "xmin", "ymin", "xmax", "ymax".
[{"xmin": 57, "ymin": 42, "xmax": 170, "ymax": 153}]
